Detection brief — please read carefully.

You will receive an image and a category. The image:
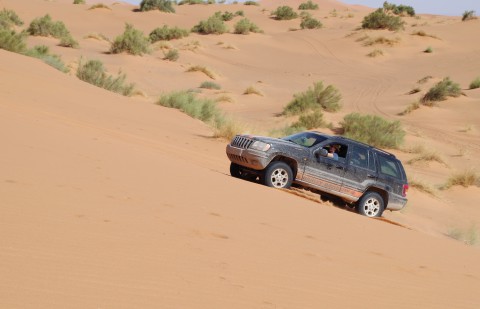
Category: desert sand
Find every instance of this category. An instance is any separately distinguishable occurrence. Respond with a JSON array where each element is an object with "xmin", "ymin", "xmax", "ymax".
[{"xmin": 1, "ymin": 0, "xmax": 479, "ymax": 307}]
